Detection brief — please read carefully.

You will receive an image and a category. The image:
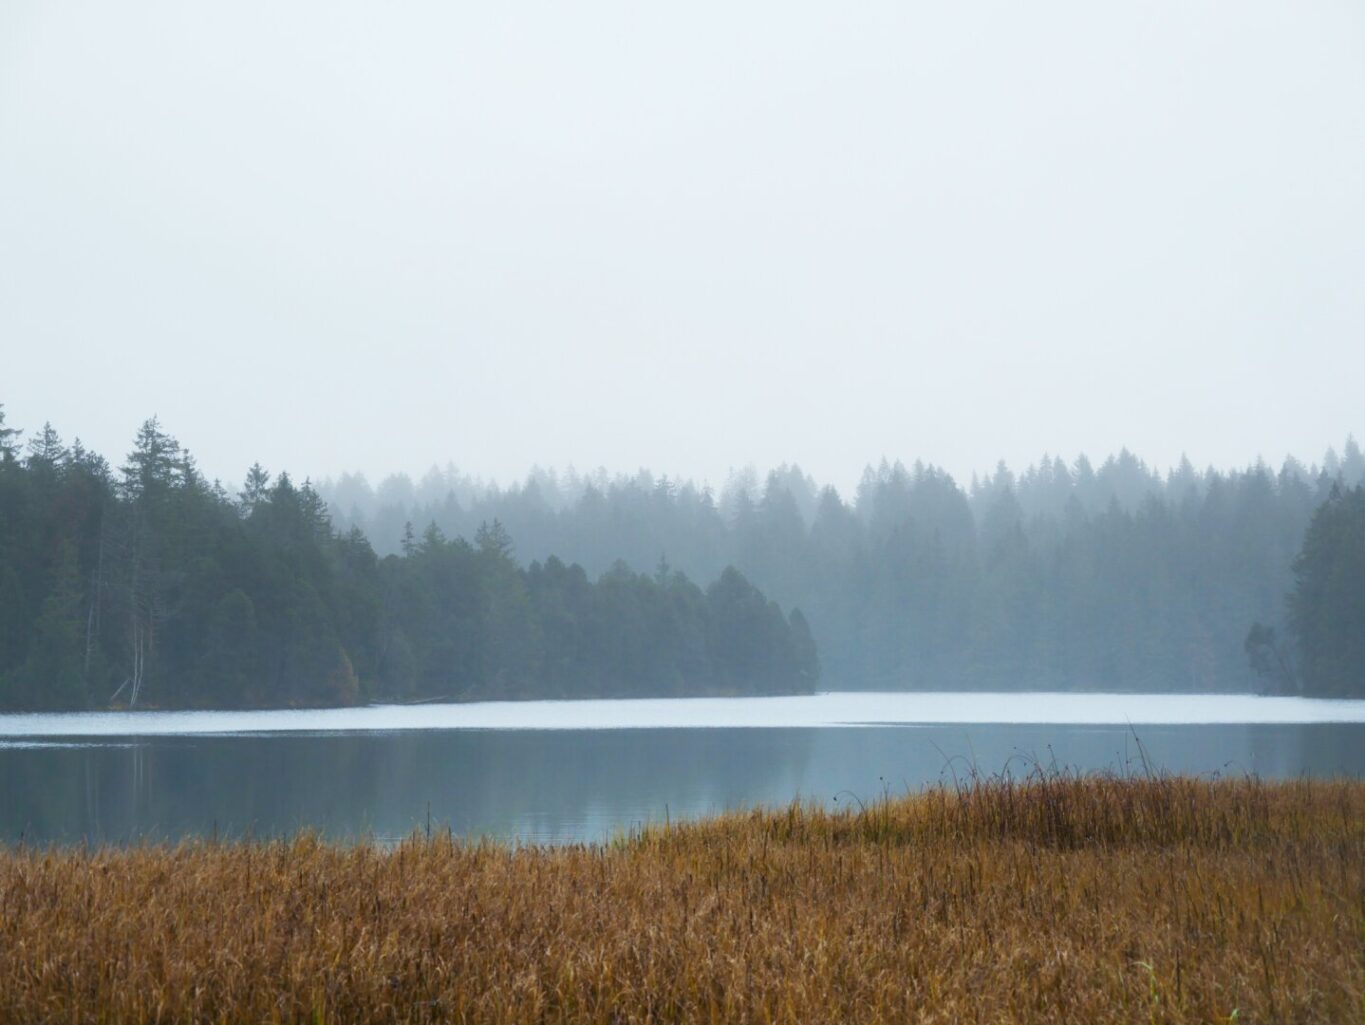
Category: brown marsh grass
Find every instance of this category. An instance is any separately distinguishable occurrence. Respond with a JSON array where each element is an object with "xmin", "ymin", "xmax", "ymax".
[{"xmin": 0, "ymin": 774, "xmax": 1361, "ymax": 1023}]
